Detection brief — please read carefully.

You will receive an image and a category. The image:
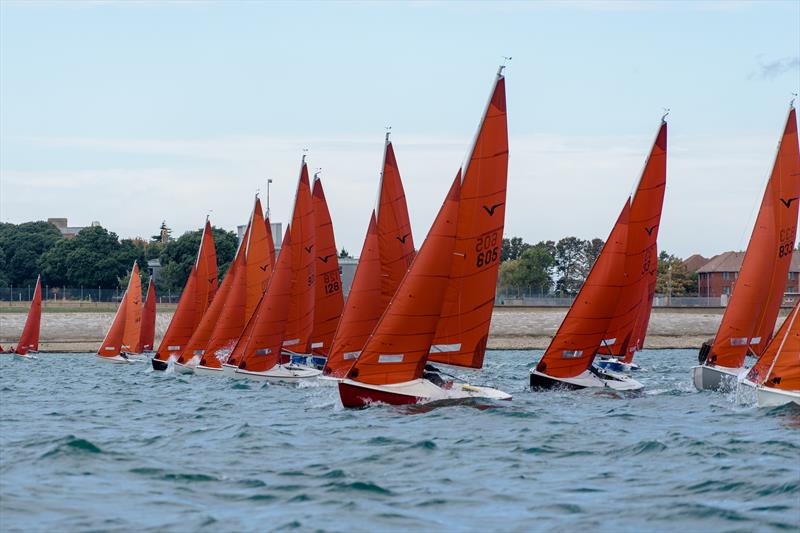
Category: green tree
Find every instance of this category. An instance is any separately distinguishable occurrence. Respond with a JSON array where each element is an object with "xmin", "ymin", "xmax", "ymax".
[
  {"xmin": 656, "ymin": 251, "xmax": 698, "ymax": 296},
  {"xmin": 499, "ymin": 241, "xmax": 556, "ymax": 294},
  {"xmin": 339, "ymin": 248, "xmax": 351, "ymax": 259},
  {"xmin": 555, "ymin": 236, "xmax": 587, "ymax": 295},
  {"xmin": 0, "ymin": 221, "xmax": 62, "ymax": 287},
  {"xmin": 582, "ymin": 238, "xmax": 605, "ymax": 277},
  {"xmin": 501, "ymin": 236, "xmax": 531, "ymax": 262}
]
